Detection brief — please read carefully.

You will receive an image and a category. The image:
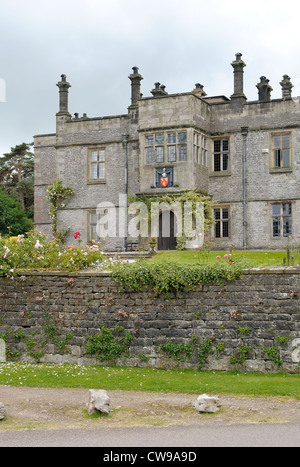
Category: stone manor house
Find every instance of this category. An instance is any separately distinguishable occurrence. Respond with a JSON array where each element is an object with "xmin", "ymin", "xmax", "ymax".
[{"xmin": 34, "ymin": 53, "xmax": 300, "ymax": 251}]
